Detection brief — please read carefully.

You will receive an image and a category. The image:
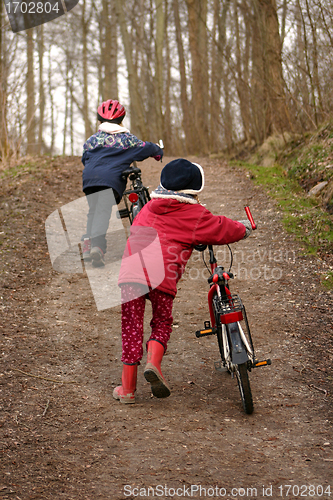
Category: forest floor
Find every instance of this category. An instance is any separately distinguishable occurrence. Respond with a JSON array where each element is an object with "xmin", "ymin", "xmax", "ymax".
[{"xmin": 1, "ymin": 156, "xmax": 333, "ymax": 500}]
